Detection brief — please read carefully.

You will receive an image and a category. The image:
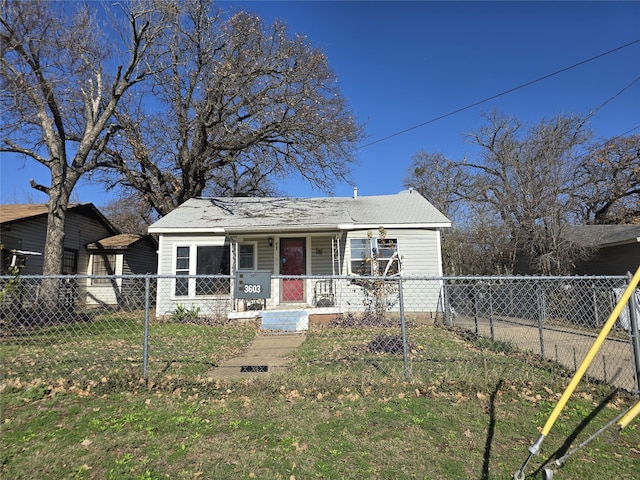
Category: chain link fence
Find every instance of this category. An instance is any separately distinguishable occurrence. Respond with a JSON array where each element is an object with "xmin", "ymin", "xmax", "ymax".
[
  {"xmin": 1, "ymin": 273, "xmax": 638, "ymax": 392},
  {"xmin": 440, "ymin": 276, "xmax": 638, "ymax": 392}
]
